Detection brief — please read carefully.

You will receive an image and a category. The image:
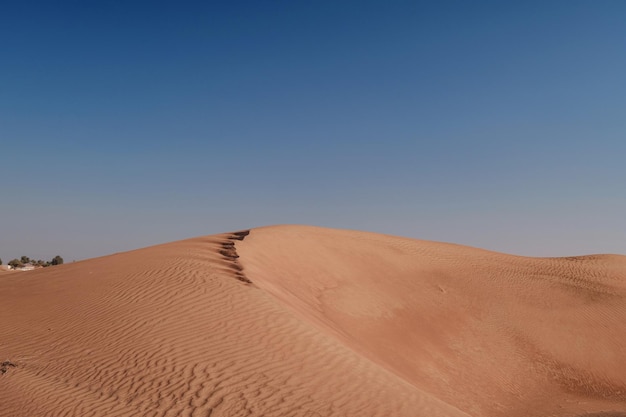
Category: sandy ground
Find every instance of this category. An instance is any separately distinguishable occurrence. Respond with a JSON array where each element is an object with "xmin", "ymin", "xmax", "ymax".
[{"xmin": 1, "ymin": 225, "xmax": 625, "ymax": 417}]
